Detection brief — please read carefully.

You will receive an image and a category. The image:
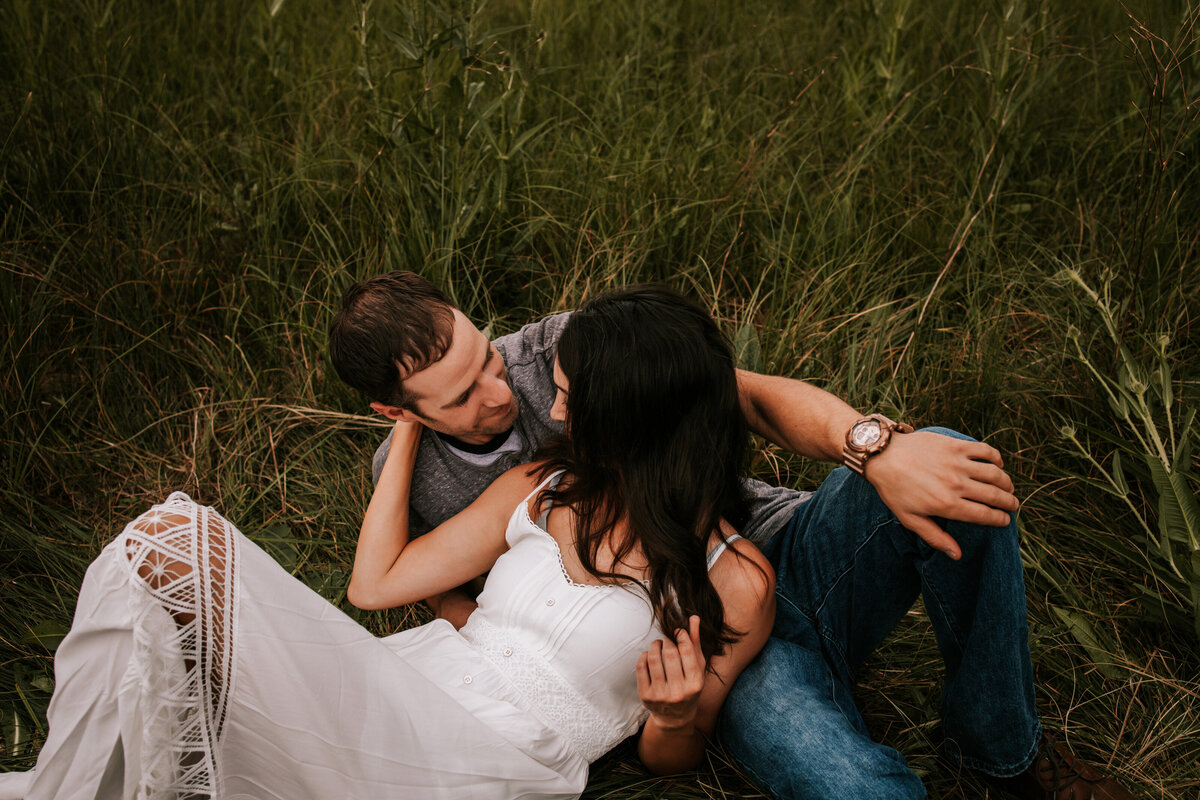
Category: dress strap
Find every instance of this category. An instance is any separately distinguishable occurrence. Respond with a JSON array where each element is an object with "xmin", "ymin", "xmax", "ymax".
[{"xmin": 705, "ymin": 534, "xmax": 743, "ymax": 570}]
